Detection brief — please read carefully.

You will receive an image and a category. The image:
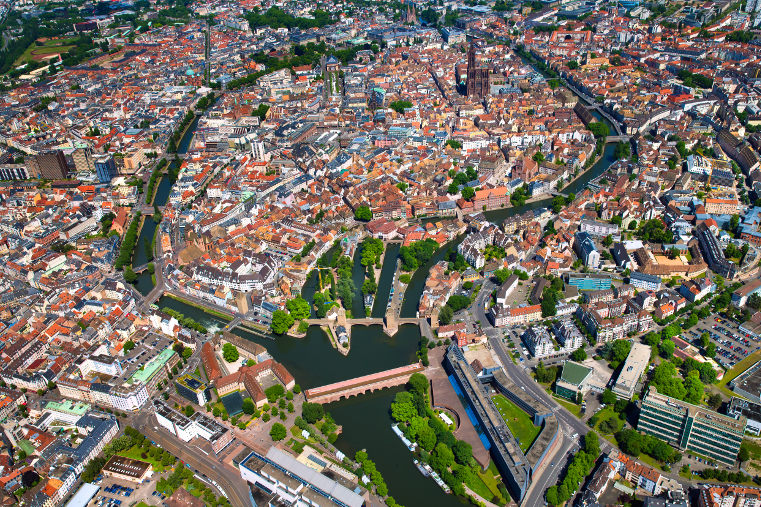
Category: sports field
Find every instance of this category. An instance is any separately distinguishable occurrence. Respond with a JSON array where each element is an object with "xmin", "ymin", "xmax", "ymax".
[{"xmin": 15, "ymin": 38, "xmax": 77, "ymax": 65}]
